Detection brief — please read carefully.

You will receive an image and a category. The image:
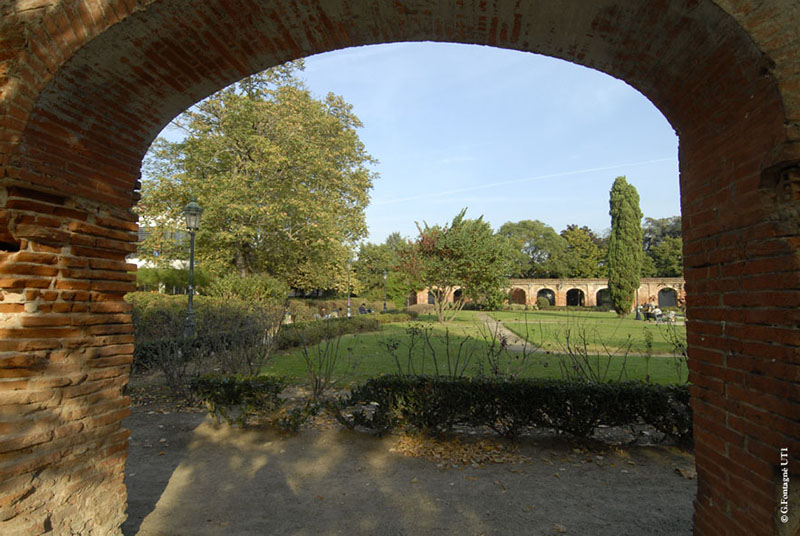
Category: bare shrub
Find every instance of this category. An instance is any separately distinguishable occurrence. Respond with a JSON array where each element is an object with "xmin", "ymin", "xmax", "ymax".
[
  {"xmin": 201, "ymin": 303, "xmax": 284, "ymax": 376},
  {"xmin": 554, "ymin": 313, "xmax": 632, "ymax": 382}
]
